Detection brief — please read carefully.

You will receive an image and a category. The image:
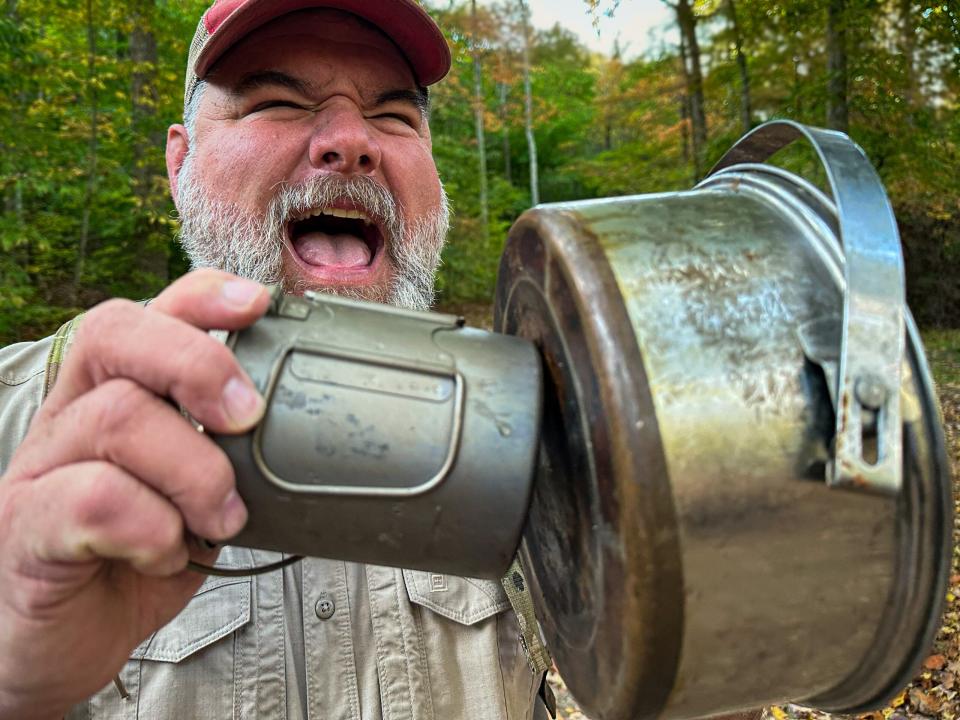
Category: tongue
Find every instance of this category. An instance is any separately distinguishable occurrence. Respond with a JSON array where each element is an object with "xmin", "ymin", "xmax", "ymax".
[{"xmin": 294, "ymin": 231, "xmax": 371, "ymax": 267}]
